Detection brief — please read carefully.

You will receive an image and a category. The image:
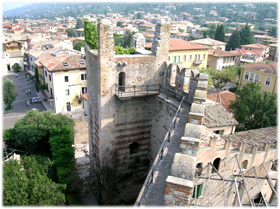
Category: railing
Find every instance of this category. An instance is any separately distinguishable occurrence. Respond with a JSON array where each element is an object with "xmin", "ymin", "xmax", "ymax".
[
  {"xmin": 193, "ymin": 59, "xmax": 202, "ymax": 64},
  {"xmin": 115, "ymin": 84, "xmax": 161, "ymax": 99},
  {"xmin": 134, "ymin": 96, "xmax": 185, "ymax": 206},
  {"xmin": 160, "ymin": 86, "xmax": 184, "ymax": 102}
]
